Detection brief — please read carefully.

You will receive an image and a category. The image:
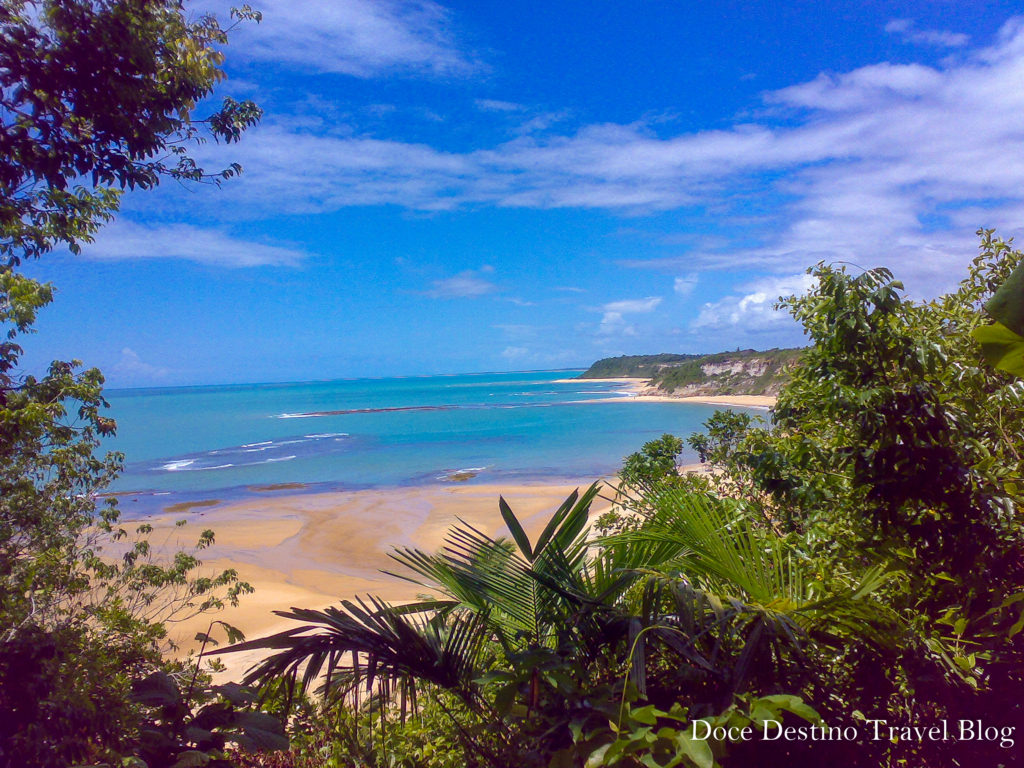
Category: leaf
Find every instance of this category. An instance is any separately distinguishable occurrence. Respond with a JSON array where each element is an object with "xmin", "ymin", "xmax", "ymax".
[
  {"xmin": 586, "ymin": 741, "xmax": 613, "ymax": 768},
  {"xmin": 630, "ymin": 704, "xmax": 659, "ymax": 725},
  {"xmin": 170, "ymin": 751, "xmax": 211, "ymax": 768},
  {"xmin": 972, "ymin": 322, "xmax": 1024, "ymax": 378},
  {"xmin": 131, "ymin": 671, "xmax": 181, "ymax": 707},
  {"xmin": 212, "ymin": 681, "xmax": 256, "ymax": 706},
  {"xmin": 231, "ymin": 711, "xmax": 289, "ymax": 751},
  {"xmin": 985, "ymin": 259, "xmax": 1024, "ymax": 336},
  {"xmin": 184, "ymin": 726, "xmax": 215, "ymax": 748},
  {"xmin": 673, "ymin": 730, "xmax": 714, "ymax": 768},
  {"xmin": 499, "ymin": 496, "xmax": 534, "ymax": 560},
  {"xmin": 760, "ymin": 694, "xmax": 821, "ymax": 724}
]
